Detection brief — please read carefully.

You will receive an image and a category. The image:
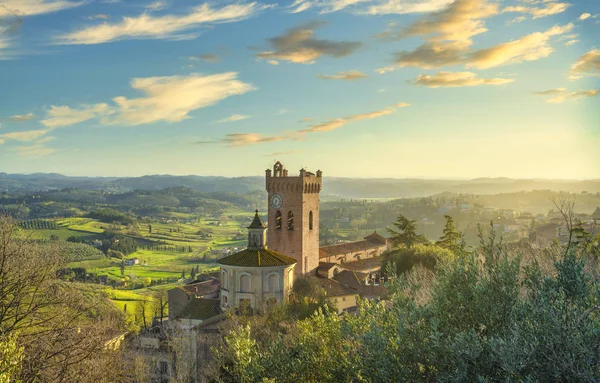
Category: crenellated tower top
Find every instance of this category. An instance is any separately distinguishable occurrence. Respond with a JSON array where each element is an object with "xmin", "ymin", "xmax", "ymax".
[{"xmin": 265, "ymin": 161, "xmax": 322, "ymax": 194}]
